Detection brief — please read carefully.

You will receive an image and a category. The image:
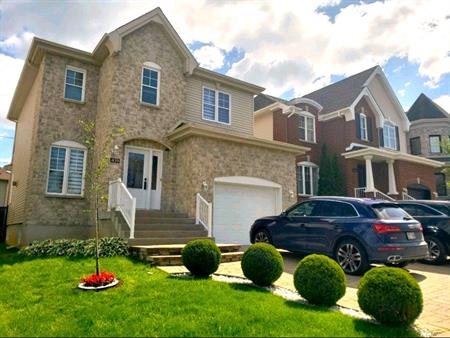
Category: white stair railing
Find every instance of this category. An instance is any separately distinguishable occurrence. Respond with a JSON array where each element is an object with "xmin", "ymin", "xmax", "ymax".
[
  {"xmin": 196, "ymin": 193, "xmax": 212, "ymax": 237},
  {"xmin": 374, "ymin": 189, "xmax": 395, "ymax": 201},
  {"xmin": 354, "ymin": 187, "xmax": 366, "ymax": 198},
  {"xmin": 354, "ymin": 187, "xmax": 395, "ymax": 201},
  {"xmin": 402, "ymin": 189, "xmax": 416, "ymax": 200},
  {"xmin": 108, "ymin": 178, "xmax": 136, "ymax": 239}
]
